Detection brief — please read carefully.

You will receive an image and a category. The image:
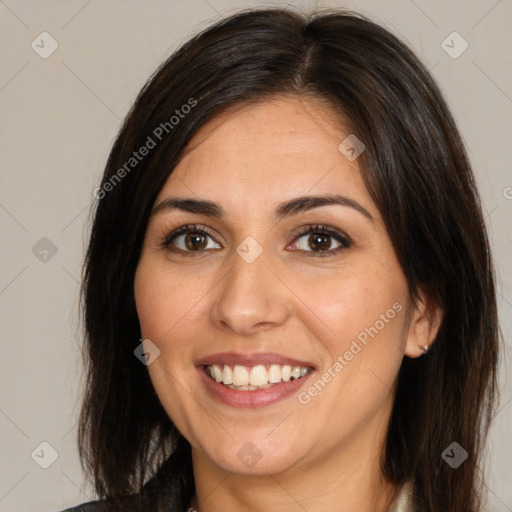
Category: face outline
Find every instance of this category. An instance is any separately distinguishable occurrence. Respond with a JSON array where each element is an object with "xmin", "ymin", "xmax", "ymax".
[{"xmin": 134, "ymin": 96, "xmax": 429, "ymax": 480}]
